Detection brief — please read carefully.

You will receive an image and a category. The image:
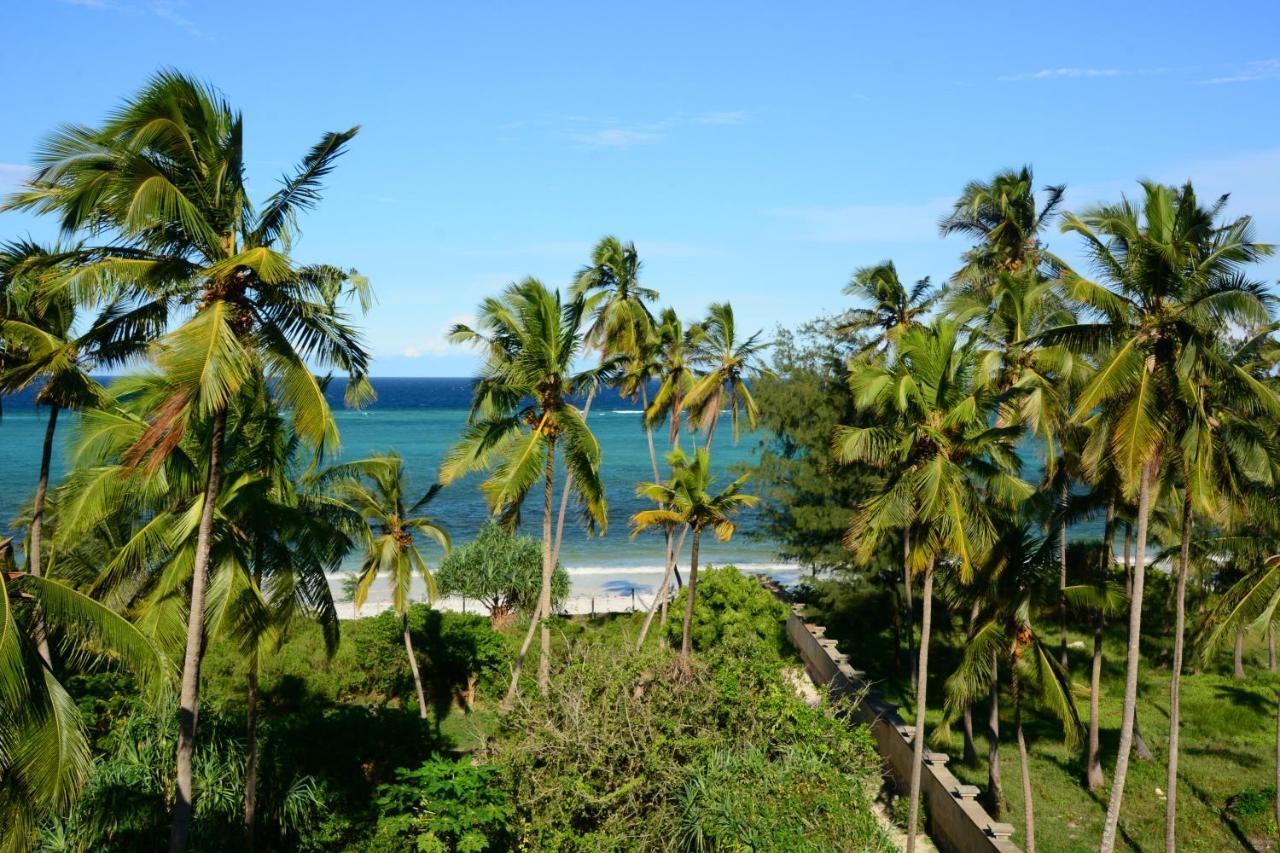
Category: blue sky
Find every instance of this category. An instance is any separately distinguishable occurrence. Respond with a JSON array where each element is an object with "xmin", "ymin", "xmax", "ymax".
[{"xmin": 4, "ymin": 1, "xmax": 1280, "ymax": 376}]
